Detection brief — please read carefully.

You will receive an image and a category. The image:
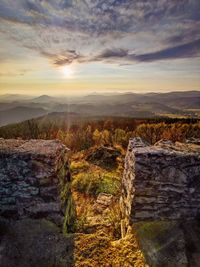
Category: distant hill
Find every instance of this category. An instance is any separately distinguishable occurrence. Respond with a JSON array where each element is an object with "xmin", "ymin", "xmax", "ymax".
[
  {"xmin": 0, "ymin": 91, "xmax": 199, "ymax": 126},
  {"xmin": 78, "ymin": 91, "xmax": 200, "ymax": 117},
  {"xmin": 149, "ymin": 91, "xmax": 200, "ymax": 109},
  {"xmin": 31, "ymin": 95, "xmax": 58, "ymax": 103},
  {"xmin": 82, "ymin": 91, "xmax": 200, "ymax": 108},
  {"xmin": 165, "ymin": 97, "xmax": 200, "ymax": 109},
  {"xmin": 0, "ymin": 106, "xmax": 47, "ymax": 126}
]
